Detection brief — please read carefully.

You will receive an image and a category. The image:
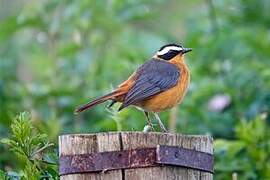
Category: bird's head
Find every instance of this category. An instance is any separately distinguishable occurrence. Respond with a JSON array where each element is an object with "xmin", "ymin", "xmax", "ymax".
[{"xmin": 155, "ymin": 43, "xmax": 192, "ymax": 61}]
